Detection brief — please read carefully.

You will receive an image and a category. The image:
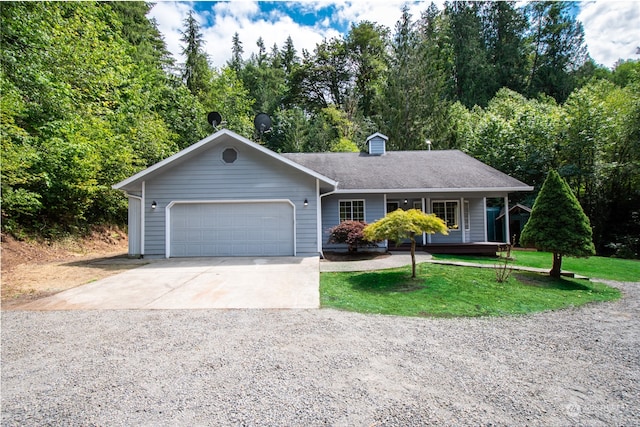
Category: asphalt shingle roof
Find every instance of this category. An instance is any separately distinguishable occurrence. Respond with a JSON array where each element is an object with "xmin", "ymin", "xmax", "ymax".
[{"xmin": 282, "ymin": 150, "xmax": 531, "ymax": 191}]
